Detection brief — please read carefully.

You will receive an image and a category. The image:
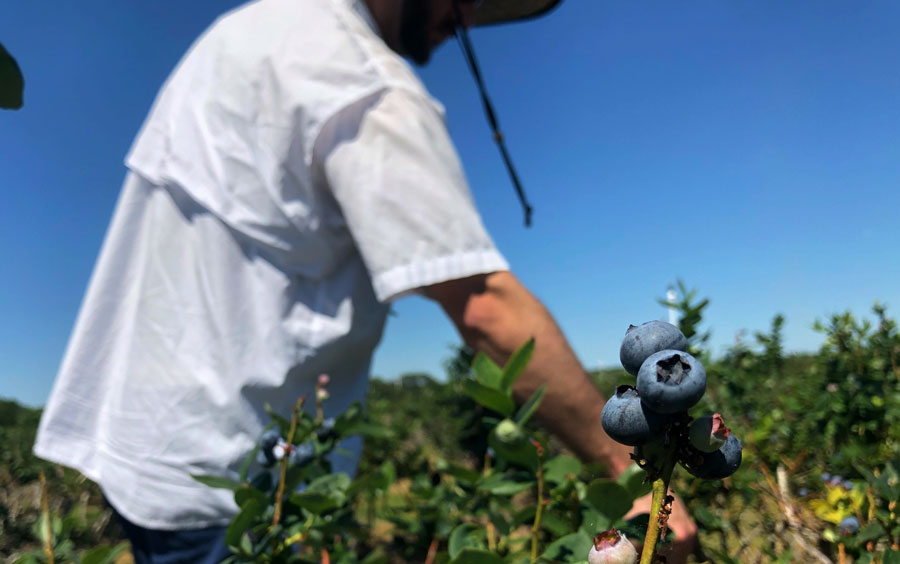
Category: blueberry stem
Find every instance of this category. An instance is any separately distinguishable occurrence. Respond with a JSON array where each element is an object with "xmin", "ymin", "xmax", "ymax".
[
  {"xmin": 272, "ymin": 396, "xmax": 306, "ymax": 530},
  {"xmin": 530, "ymin": 442, "xmax": 546, "ymax": 563},
  {"xmin": 638, "ymin": 453, "xmax": 676, "ymax": 564}
]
